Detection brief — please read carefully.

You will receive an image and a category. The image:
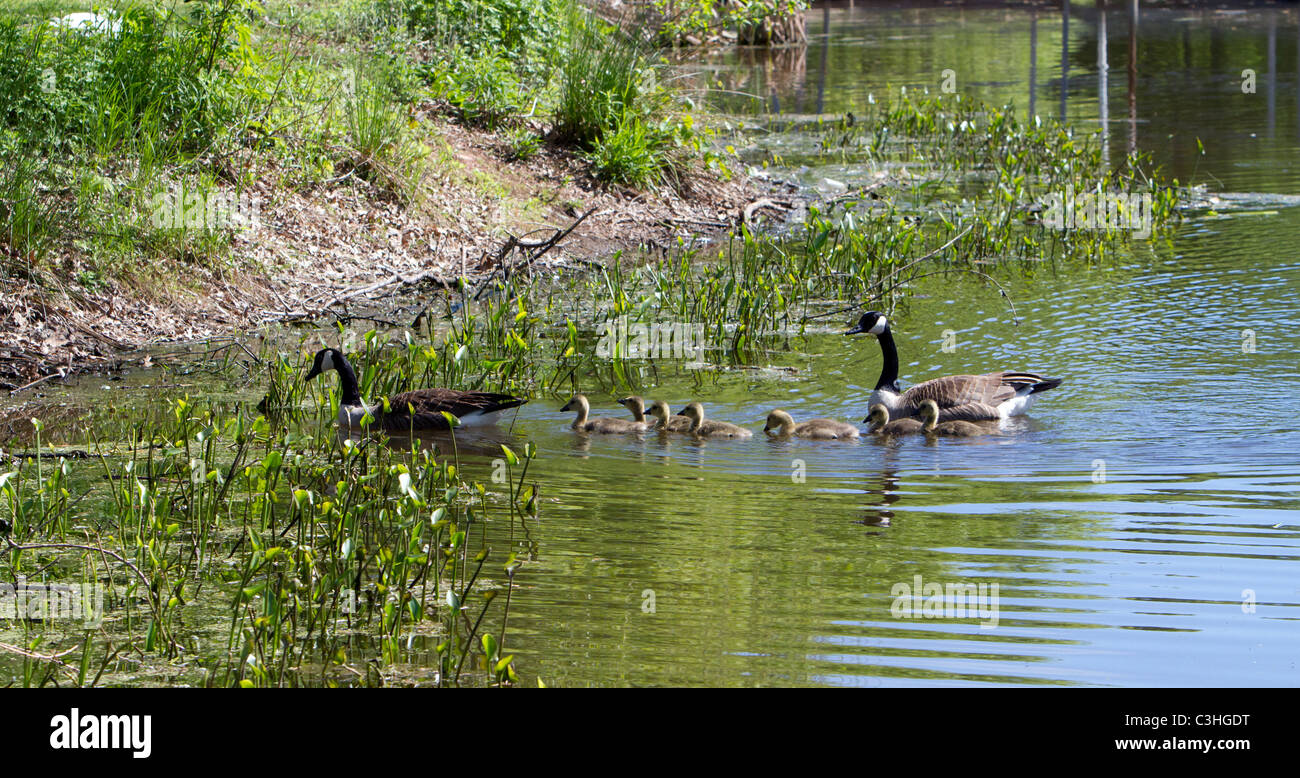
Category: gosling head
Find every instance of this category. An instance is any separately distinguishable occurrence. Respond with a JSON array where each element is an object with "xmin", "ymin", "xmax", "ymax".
[
  {"xmin": 676, "ymin": 402, "xmax": 705, "ymax": 423},
  {"xmin": 560, "ymin": 394, "xmax": 589, "ymax": 413},
  {"xmin": 764, "ymin": 409, "xmax": 795, "ymax": 434},
  {"xmin": 865, "ymin": 404, "xmax": 889, "ymax": 428},
  {"xmin": 305, "ymin": 348, "xmax": 342, "ymax": 381},
  {"xmin": 918, "ymin": 399, "xmax": 940, "ymax": 423},
  {"xmin": 648, "ymin": 400, "xmax": 673, "ymax": 424},
  {"xmin": 844, "ymin": 311, "xmax": 889, "ymax": 337},
  {"xmin": 617, "ymin": 395, "xmax": 646, "ymax": 414}
]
